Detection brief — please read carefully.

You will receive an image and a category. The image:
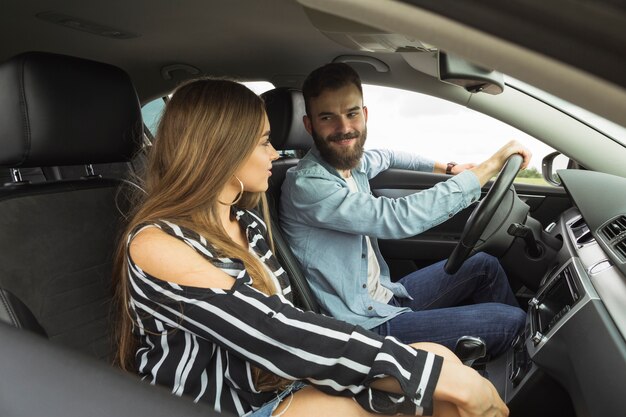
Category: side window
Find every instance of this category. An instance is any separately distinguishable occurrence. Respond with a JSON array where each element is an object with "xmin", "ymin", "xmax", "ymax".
[
  {"xmin": 141, "ymin": 97, "xmax": 167, "ymax": 138},
  {"xmin": 242, "ymin": 81, "xmax": 274, "ymax": 96},
  {"xmin": 362, "ymin": 84, "xmax": 555, "ymax": 185},
  {"xmin": 140, "ymin": 81, "xmax": 274, "ymax": 139}
]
